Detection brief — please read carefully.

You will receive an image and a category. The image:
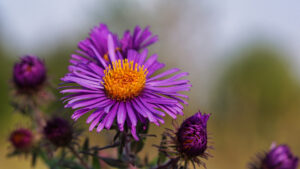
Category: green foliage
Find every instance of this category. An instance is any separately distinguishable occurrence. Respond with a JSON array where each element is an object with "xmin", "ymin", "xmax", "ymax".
[
  {"xmin": 92, "ymin": 150, "xmax": 101, "ymax": 169},
  {"xmin": 213, "ymin": 45, "xmax": 300, "ymax": 135}
]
